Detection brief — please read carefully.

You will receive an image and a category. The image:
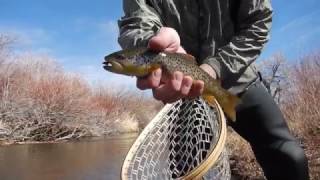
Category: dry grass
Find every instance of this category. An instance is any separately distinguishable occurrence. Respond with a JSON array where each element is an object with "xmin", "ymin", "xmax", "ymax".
[
  {"xmin": 0, "ymin": 35, "xmax": 160, "ymax": 143},
  {"xmin": 228, "ymin": 52, "xmax": 320, "ymax": 180}
]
